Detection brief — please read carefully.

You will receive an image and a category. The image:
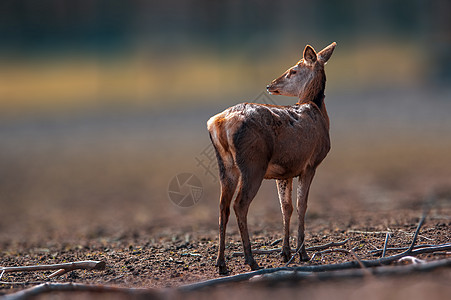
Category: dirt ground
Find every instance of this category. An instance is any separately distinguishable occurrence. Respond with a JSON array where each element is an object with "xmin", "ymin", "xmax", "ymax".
[
  {"xmin": 0, "ymin": 171, "xmax": 450, "ymax": 299},
  {"xmin": 0, "ymin": 103, "xmax": 450, "ymax": 299},
  {"xmin": 0, "ymin": 205, "xmax": 450, "ymax": 299}
]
